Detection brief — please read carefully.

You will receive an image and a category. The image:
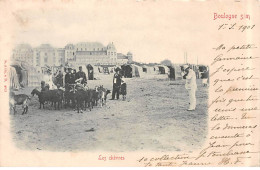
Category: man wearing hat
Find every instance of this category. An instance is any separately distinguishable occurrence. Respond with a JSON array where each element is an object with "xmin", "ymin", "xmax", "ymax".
[
  {"xmin": 55, "ymin": 70, "xmax": 64, "ymax": 87},
  {"xmin": 65, "ymin": 67, "xmax": 75, "ymax": 87},
  {"xmin": 111, "ymin": 67, "xmax": 122, "ymax": 100},
  {"xmin": 182, "ymin": 65, "xmax": 197, "ymax": 111},
  {"xmin": 75, "ymin": 66, "xmax": 87, "ymax": 85}
]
